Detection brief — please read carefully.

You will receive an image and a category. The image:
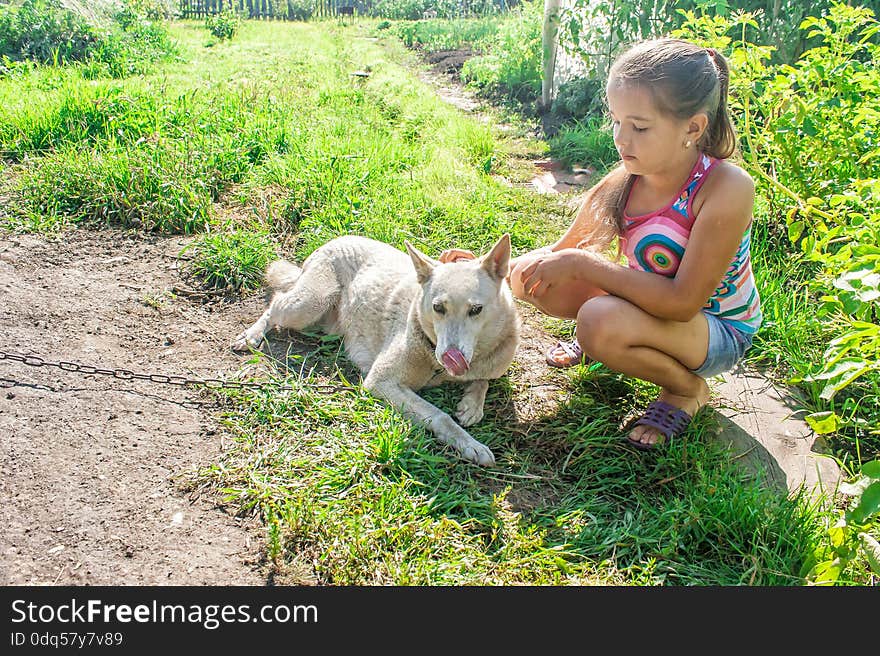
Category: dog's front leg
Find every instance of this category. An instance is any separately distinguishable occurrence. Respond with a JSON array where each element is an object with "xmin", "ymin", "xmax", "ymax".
[
  {"xmin": 231, "ymin": 308, "xmax": 272, "ymax": 352},
  {"xmin": 366, "ymin": 379, "xmax": 495, "ymax": 466},
  {"xmin": 456, "ymin": 379, "xmax": 488, "ymax": 427}
]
